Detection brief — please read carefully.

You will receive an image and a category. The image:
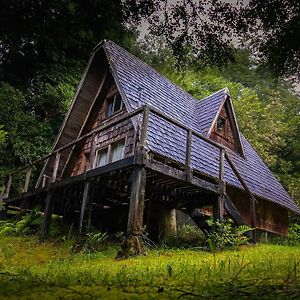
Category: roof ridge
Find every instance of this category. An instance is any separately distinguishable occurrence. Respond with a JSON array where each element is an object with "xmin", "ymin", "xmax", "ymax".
[{"xmin": 197, "ymin": 87, "xmax": 229, "ymax": 104}]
